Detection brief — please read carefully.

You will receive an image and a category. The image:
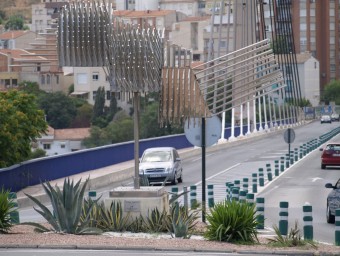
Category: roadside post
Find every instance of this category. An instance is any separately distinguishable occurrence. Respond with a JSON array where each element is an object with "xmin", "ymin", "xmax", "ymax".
[{"xmin": 279, "ymin": 201, "xmax": 289, "ymax": 235}]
